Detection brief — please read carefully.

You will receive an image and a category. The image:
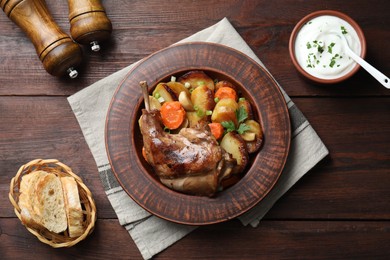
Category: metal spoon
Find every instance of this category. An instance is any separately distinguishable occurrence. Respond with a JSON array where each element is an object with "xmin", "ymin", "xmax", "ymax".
[{"xmin": 338, "ymin": 33, "xmax": 390, "ymax": 89}]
